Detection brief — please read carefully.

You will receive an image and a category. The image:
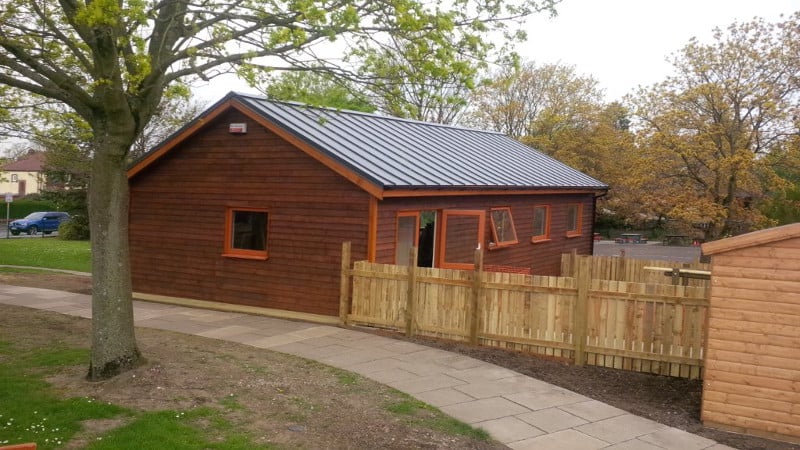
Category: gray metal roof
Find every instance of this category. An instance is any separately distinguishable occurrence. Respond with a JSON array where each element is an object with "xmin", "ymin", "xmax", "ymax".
[{"xmin": 234, "ymin": 93, "xmax": 607, "ymax": 191}]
